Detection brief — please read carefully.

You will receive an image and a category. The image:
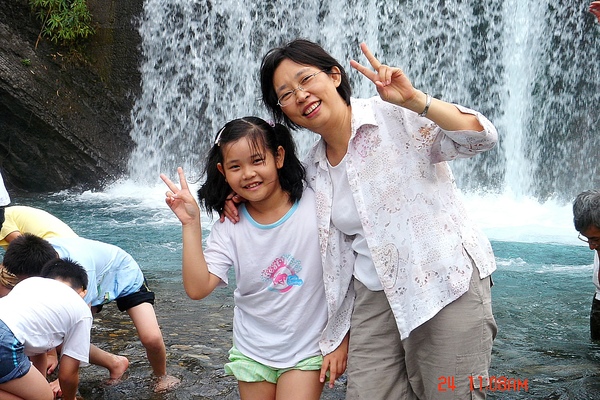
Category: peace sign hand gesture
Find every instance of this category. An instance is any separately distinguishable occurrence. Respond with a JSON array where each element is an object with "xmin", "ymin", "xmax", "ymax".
[
  {"xmin": 160, "ymin": 167, "xmax": 201, "ymax": 227},
  {"xmin": 350, "ymin": 43, "xmax": 421, "ymax": 110}
]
